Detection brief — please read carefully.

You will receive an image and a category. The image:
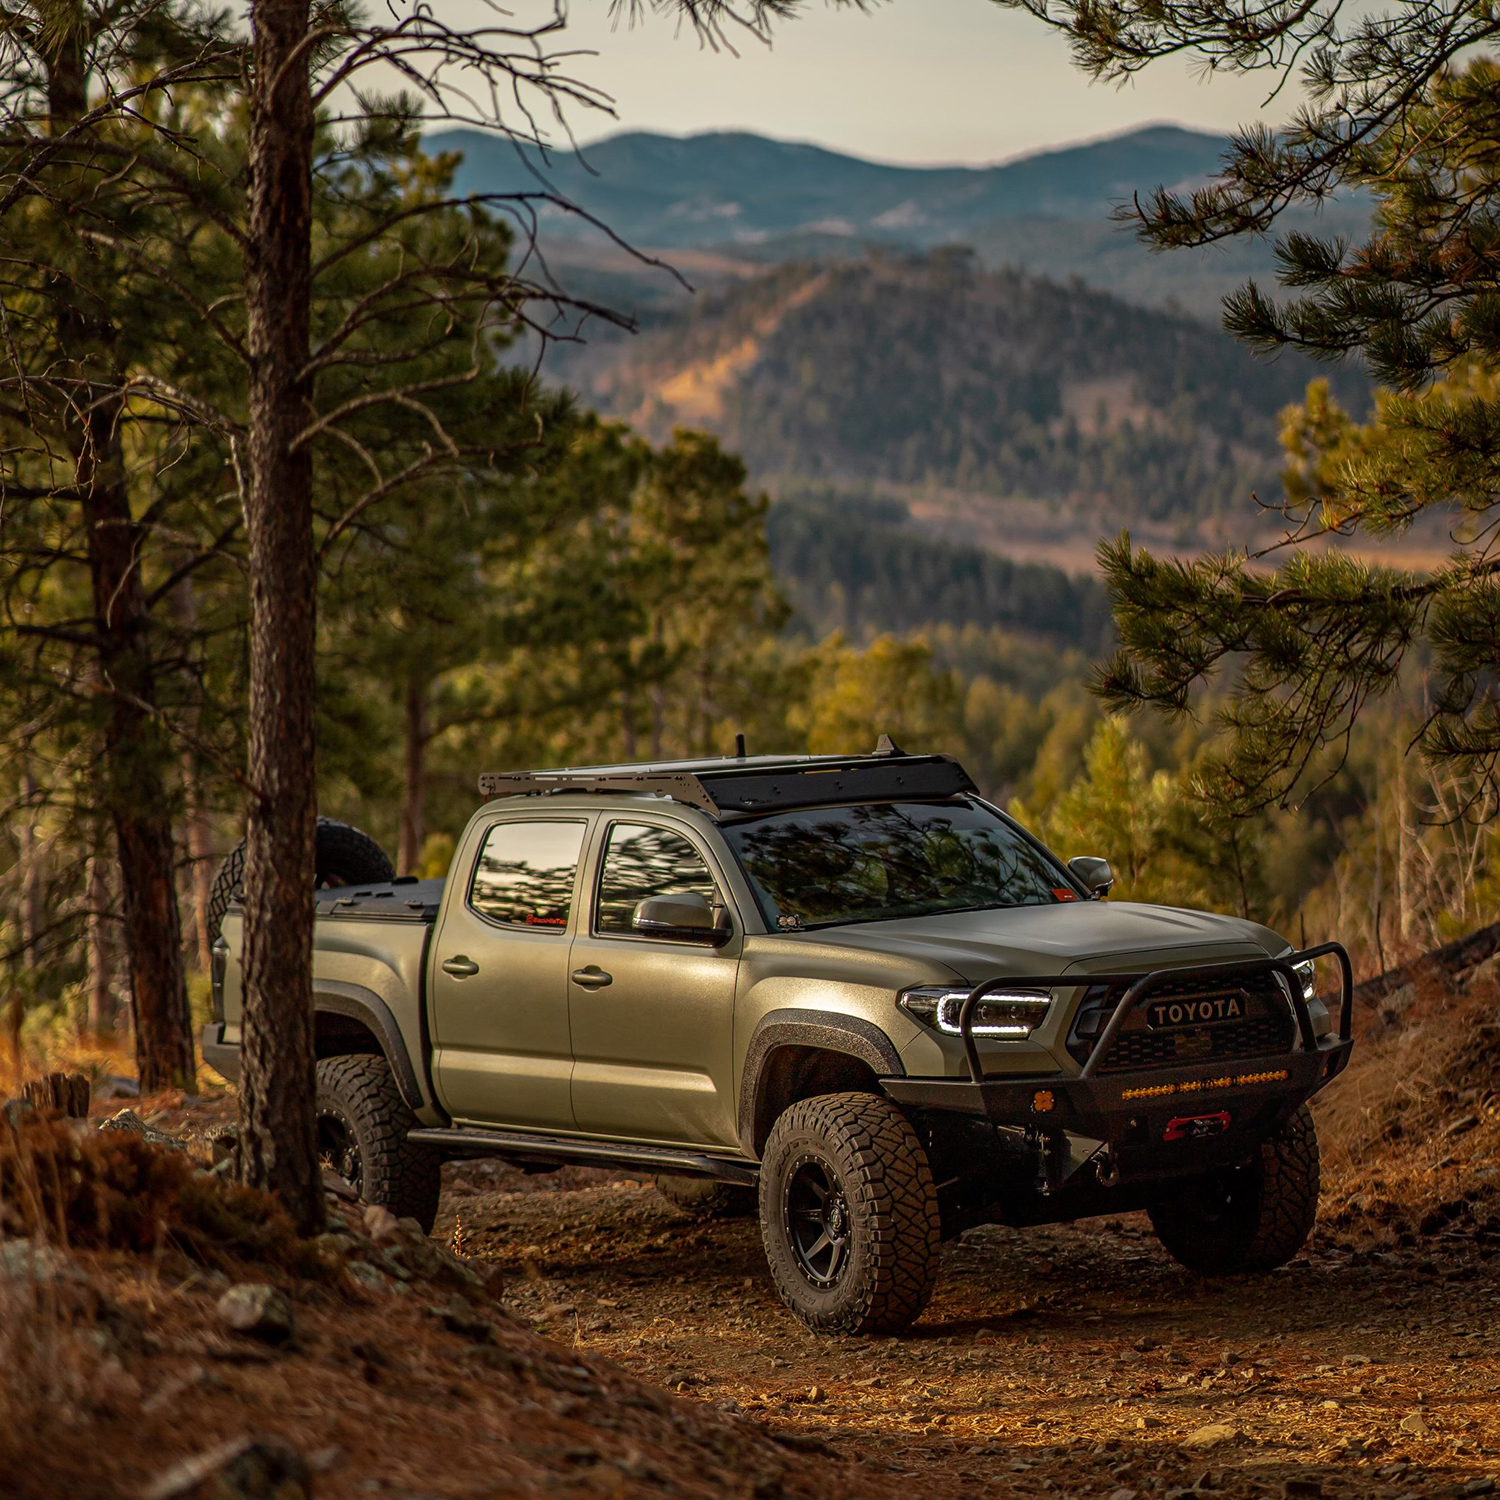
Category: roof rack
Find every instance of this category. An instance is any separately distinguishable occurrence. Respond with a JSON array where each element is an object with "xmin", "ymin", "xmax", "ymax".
[{"xmin": 477, "ymin": 743, "xmax": 978, "ymax": 819}]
